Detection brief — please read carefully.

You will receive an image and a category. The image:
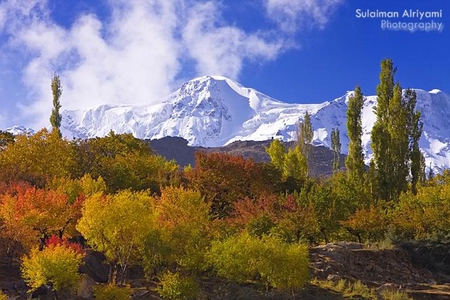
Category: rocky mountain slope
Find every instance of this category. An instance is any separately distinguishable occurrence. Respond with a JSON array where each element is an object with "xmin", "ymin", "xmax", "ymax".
[{"xmin": 148, "ymin": 137, "xmax": 346, "ymax": 177}]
